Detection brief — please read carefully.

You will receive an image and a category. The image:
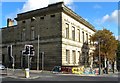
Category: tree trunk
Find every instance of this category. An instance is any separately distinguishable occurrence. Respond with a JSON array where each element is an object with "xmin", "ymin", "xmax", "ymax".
[
  {"xmin": 106, "ymin": 58, "xmax": 108, "ymax": 74},
  {"xmin": 112, "ymin": 61, "xmax": 114, "ymax": 73},
  {"xmin": 104, "ymin": 55, "xmax": 107, "ymax": 68}
]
